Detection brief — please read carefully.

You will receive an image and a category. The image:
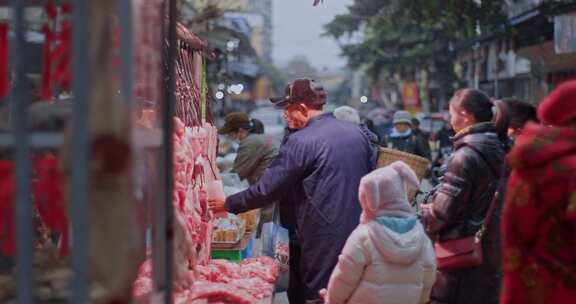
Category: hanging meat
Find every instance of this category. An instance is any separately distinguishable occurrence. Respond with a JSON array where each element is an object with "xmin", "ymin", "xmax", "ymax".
[{"xmin": 59, "ymin": 1, "xmax": 145, "ymax": 302}]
